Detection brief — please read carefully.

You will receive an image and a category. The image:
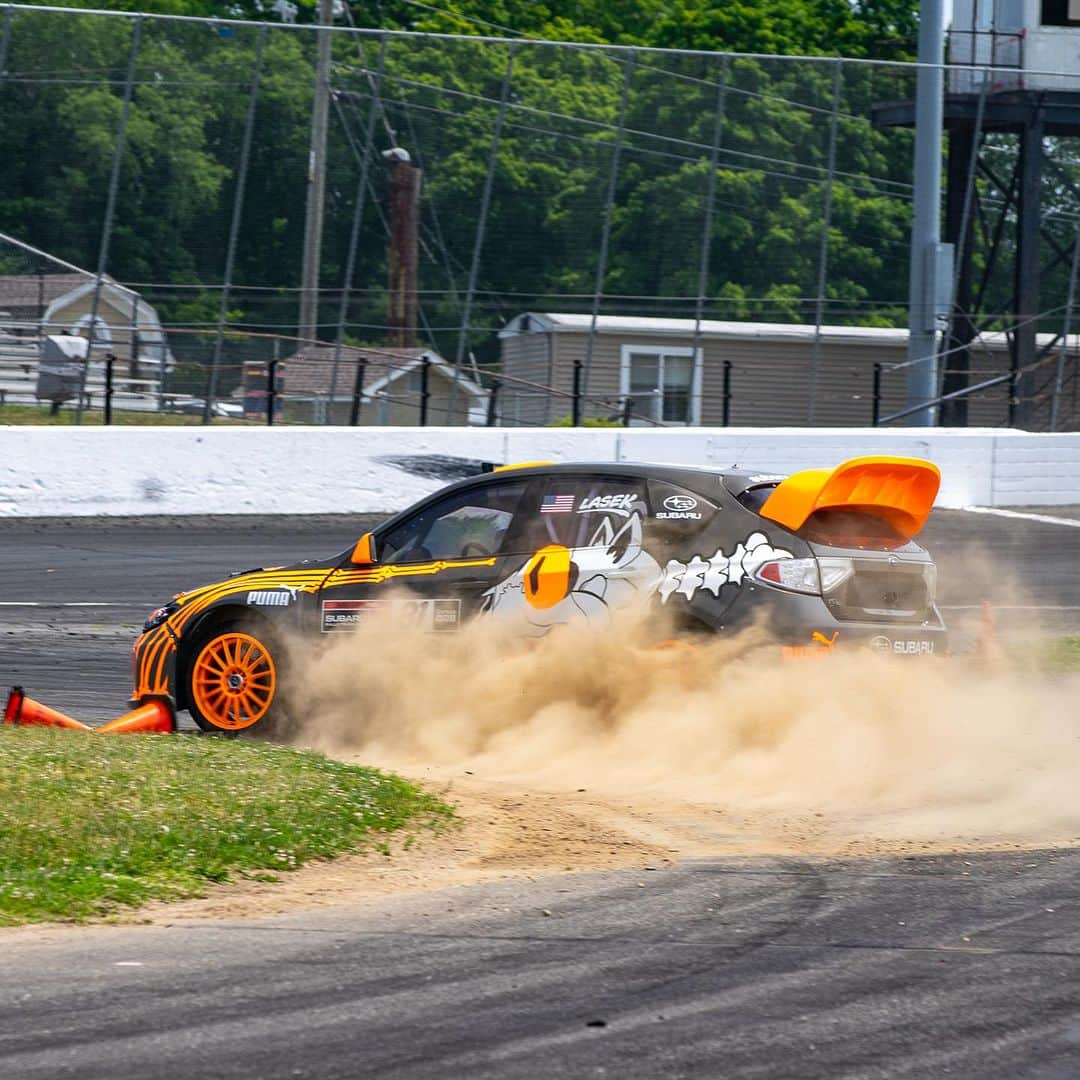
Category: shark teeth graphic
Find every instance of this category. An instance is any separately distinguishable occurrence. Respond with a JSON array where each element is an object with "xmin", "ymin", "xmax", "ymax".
[{"xmin": 658, "ymin": 531, "xmax": 795, "ymax": 603}]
